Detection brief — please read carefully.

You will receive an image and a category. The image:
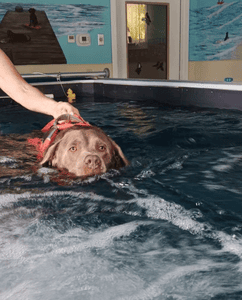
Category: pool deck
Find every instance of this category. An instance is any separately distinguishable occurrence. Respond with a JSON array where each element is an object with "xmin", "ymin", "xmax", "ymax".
[{"xmin": 0, "ymin": 11, "xmax": 66, "ymax": 65}]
